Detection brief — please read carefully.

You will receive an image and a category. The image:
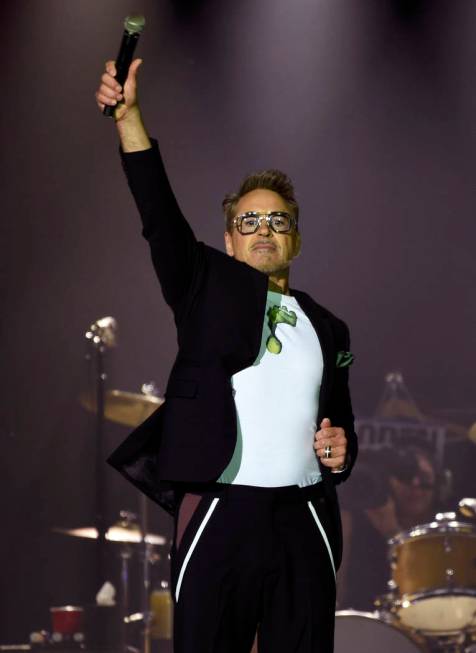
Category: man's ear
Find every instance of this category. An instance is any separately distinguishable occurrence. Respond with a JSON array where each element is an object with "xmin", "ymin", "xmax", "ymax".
[{"xmin": 224, "ymin": 231, "xmax": 234, "ymax": 257}]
